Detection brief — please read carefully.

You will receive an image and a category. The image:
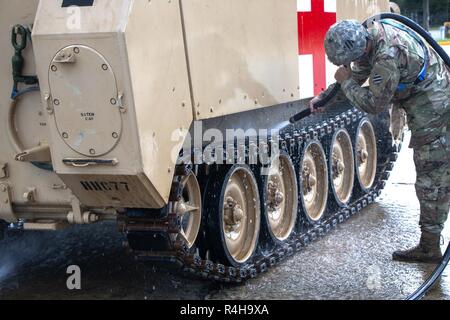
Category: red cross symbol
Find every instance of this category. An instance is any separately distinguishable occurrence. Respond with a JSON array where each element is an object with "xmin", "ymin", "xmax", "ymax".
[{"xmin": 298, "ymin": 0, "xmax": 337, "ymax": 96}]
